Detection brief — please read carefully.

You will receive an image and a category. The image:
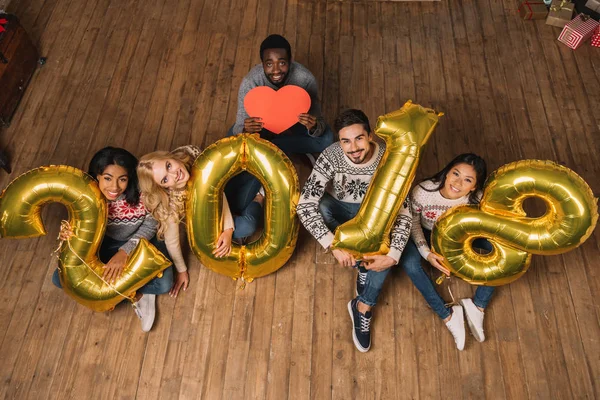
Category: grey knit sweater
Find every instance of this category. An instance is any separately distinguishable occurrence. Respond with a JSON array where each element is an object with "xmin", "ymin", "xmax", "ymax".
[{"xmin": 232, "ymin": 61, "xmax": 326, "ymax": 136}]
